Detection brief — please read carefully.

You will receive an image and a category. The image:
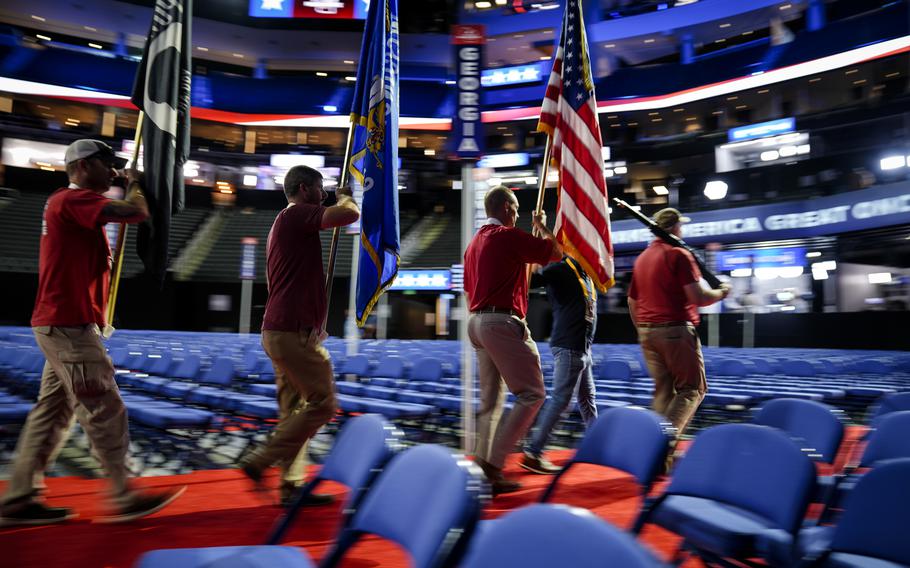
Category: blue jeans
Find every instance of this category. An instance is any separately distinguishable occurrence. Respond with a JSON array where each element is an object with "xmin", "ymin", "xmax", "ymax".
[{"xmin": 525, "ymin": 346, "xmax": 597, "ymax": 457}]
